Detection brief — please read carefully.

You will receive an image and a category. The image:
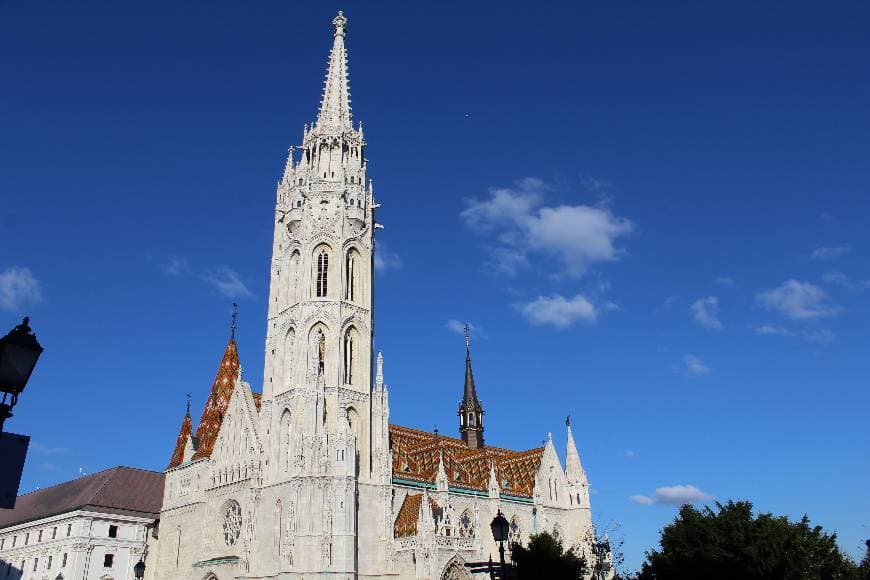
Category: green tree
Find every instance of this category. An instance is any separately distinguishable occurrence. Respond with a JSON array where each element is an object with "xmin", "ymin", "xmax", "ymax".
[
  {"xmin": 511, "ymin": 531, "xmax": 588, "ymax": 580},
  {"xmin": 637, "ymin": 500, "xmax": 858, "ymax": 580},
  {"xmin": 858, "ymin": 539, "xmax": 870, "ymax": 580}
]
